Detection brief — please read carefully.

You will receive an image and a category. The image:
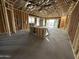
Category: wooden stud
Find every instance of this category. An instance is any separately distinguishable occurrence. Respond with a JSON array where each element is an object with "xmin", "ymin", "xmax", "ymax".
[
  {"xmin": 73, "ymin": 26, "xmax": 79, "ymax": 53},
  {"xmin": 76, "ymin": 51, "xmax": 79, "ymax": 59},
  {"xmin": 35, "ymin": 17, "xmax": 37, "ymax": 25},
  {"xmin": 1, "ymin": 0, "xmax": 11, "ymax": 35},
  {"xmin": 11, "ymin": 5, "xmax": 16, "ymax": 33},
  {"xmin": 24, "ymin": 12, "xmax": 26, "ymax": 30},
  {"xmin": 0, "ymin": 5, "xmax": 6, "ymax": 32},
  {"xmin": 73, "ymin": 23, "xmax": 79, "ymax": 48},
  {"xmin": 22, "ymin": 11, "xmax": 24, "ymax": 29}
]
